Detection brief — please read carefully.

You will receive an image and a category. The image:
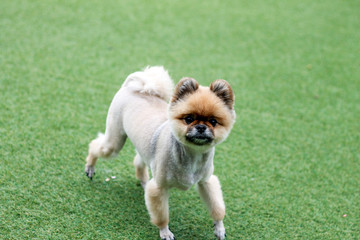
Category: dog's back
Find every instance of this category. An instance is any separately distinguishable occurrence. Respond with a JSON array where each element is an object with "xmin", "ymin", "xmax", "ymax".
[{"xmin": 85, "ymin": 66, "xmax": 173, "ymax": 177}]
